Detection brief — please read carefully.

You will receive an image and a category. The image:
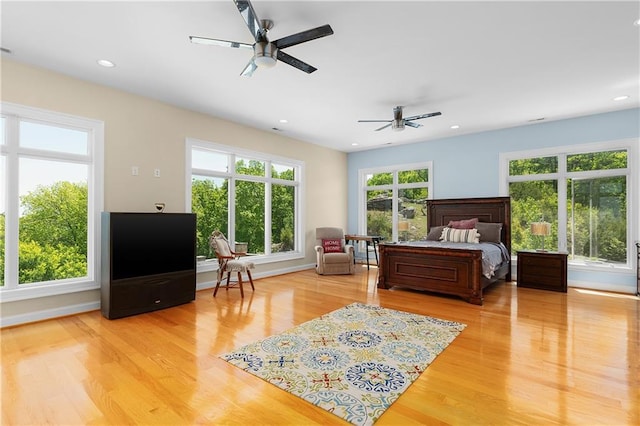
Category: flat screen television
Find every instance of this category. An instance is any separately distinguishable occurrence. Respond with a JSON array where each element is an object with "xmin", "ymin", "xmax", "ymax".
[{"xmin": 105, "ymin": 212, "xmax": 196, "ymax": 281}]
